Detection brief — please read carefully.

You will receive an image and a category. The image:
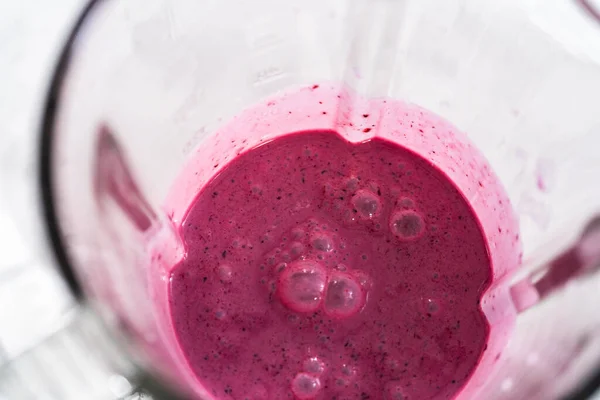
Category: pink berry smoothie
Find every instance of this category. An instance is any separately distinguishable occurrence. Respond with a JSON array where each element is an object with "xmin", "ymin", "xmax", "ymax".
[{"xmin": 149, "ymin": 84, "xmax": 522, "ymax": 400}]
